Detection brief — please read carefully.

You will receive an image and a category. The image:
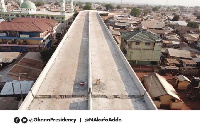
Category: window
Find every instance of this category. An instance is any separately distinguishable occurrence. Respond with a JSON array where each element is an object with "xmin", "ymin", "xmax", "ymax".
[
  {"xmin": 145, "ymin": 42, "xmax": 150, "ymax": 46},
  {"xmin": 135, "ymin": 42, "xmax": 140, "ymax": 45}
]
